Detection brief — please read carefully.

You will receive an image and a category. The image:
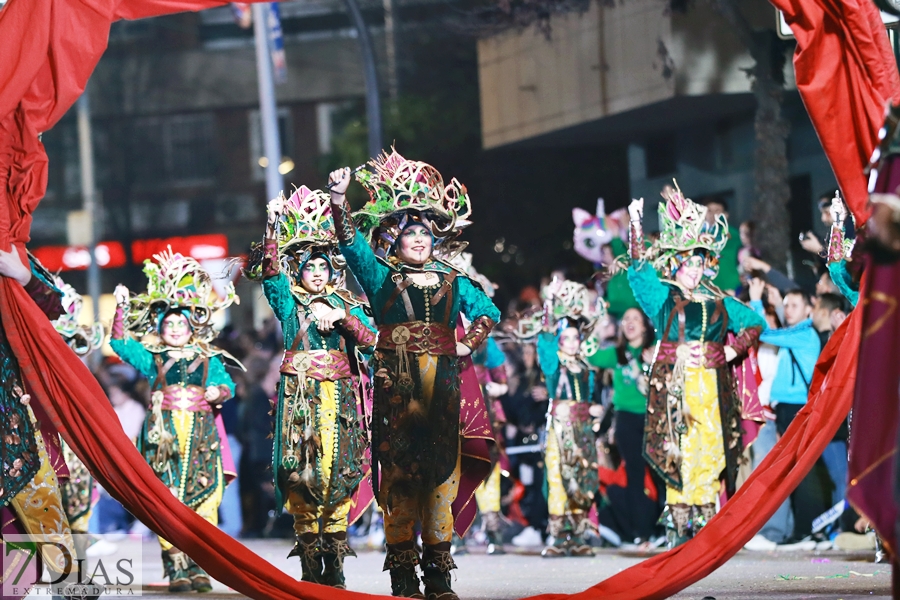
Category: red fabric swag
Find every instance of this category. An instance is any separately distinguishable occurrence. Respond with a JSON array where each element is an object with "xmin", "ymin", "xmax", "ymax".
[
  {"xmin": 847, "ymin": 256, "xmax": 900, "ymax": 552},
  {"xmin": 771, "ymin": 0, "xmax": 900, "ymax": 222}
]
